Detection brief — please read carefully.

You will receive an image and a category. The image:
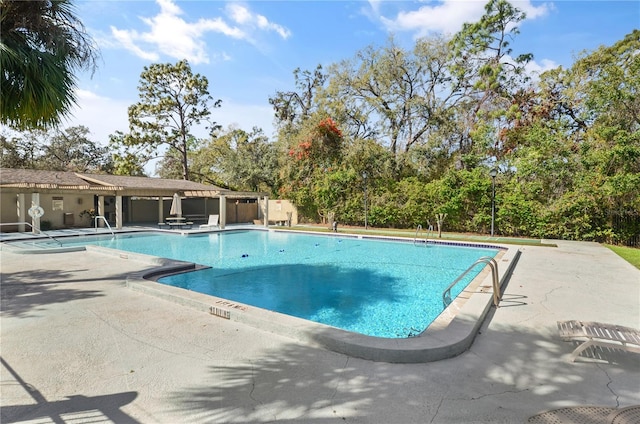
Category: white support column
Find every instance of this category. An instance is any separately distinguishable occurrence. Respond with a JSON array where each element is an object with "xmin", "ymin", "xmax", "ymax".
[
  {"xmin": 125, "ymin": 197, "xmax": 132, "ymax": 223},
  {"xmin": 97, "ymin": 196, "xmax": 105, "ymax": 227},
  {"xmin": 219, "ymin": 195, "xmax": 226, "ymax": 230},
  {"xmin": 17, "ymin": 193, "xmax": 25, "ymax": 232},
  {"xmin": 263, "ymin": 196, "xmax": 269, "ymax": 227},
  {"xmin": 31, "ymin": 193, "xmax": 40, "ymax": 233},
  {"xmin": 115, "ymin": 195, "xmax": 123, "ymax": 230},
  {"xmin": 158, "ymin": 196, "xmax": 164, "ymax": 224}
]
